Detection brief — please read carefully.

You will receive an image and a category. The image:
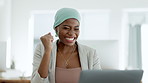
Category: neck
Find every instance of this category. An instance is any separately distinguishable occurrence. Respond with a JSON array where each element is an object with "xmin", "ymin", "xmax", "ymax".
[{"xmin": 57, "ymin": 40, "xmax": 76, "ymax": 53}]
